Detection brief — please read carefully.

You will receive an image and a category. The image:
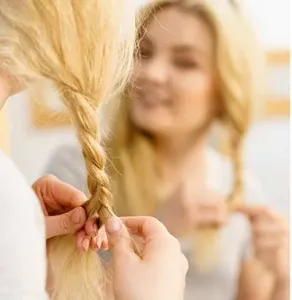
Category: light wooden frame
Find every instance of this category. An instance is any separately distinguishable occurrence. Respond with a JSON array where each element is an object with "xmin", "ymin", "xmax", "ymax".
[{"xmin": 264, "ymin": 49, "xmax": 290, "ymax": 117}]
